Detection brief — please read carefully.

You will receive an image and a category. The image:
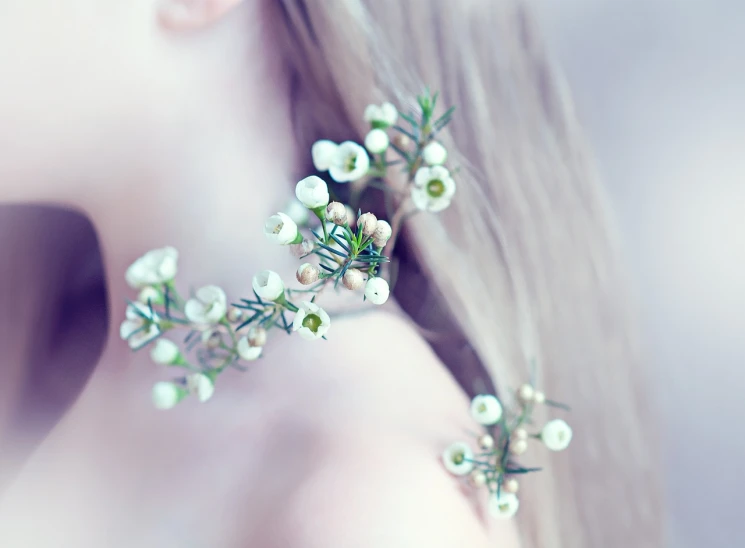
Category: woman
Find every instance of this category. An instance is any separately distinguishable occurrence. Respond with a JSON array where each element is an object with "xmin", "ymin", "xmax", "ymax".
[{"xmin": 0, "ymin": 0, "xmax": 663, "ymax": 546}]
